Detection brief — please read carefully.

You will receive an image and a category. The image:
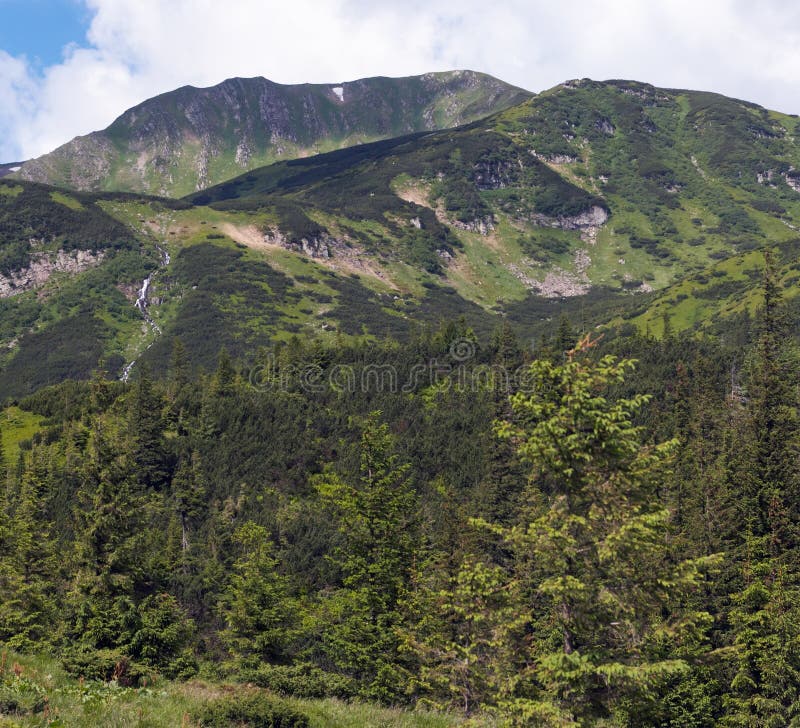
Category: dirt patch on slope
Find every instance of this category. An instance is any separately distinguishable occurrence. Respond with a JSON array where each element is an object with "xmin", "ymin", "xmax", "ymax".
[{"xmin": 221, "ymin": 223, "xmax": 397, "ymax": 288}]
